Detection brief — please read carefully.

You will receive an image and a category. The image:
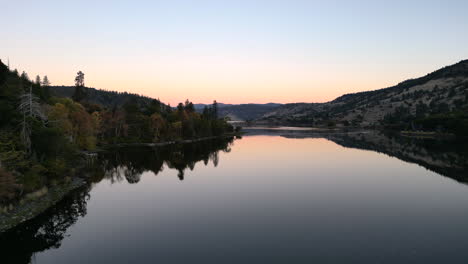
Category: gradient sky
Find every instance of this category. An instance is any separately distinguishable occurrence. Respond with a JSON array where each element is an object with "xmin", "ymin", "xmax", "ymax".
[{"xmin": 3, "ymin": 0, "xmax": 468, "ymax": 105}]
